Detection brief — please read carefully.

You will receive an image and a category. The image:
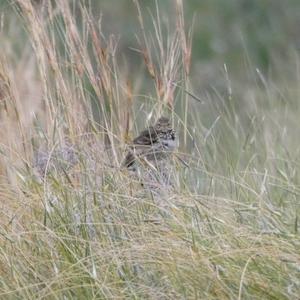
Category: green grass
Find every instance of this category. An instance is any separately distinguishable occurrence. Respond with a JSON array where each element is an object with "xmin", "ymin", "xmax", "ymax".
[{"xmin": 0, "ymin": 0, "xmax": 299, "ymax": 299}]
